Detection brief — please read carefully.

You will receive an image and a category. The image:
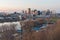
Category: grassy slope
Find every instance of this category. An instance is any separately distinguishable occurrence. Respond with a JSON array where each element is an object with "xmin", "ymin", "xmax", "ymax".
[
  {"xmin": 22, "ymin": 19, "xmax": 60, "ymax": 40},
  {"xmin": 31, "ymin": 19, "xmax": 60, "ymax": 40}
]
